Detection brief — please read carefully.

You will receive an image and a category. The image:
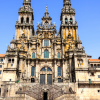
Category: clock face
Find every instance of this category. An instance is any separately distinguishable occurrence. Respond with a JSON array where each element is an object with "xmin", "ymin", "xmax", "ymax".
[{"xmin": 26, "ymin": 0, "xmax": 28, "ymax": 1}]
